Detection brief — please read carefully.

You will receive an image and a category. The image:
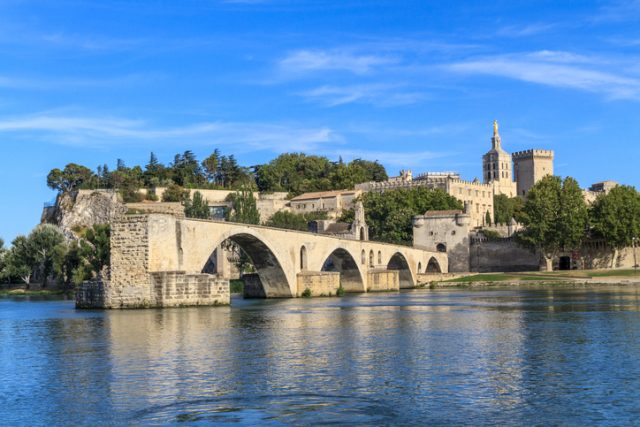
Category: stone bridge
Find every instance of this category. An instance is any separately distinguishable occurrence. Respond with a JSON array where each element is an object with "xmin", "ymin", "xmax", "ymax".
[{"xmin": 78, "ymin": 214, "xmax": 447, "ymax": 308}]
